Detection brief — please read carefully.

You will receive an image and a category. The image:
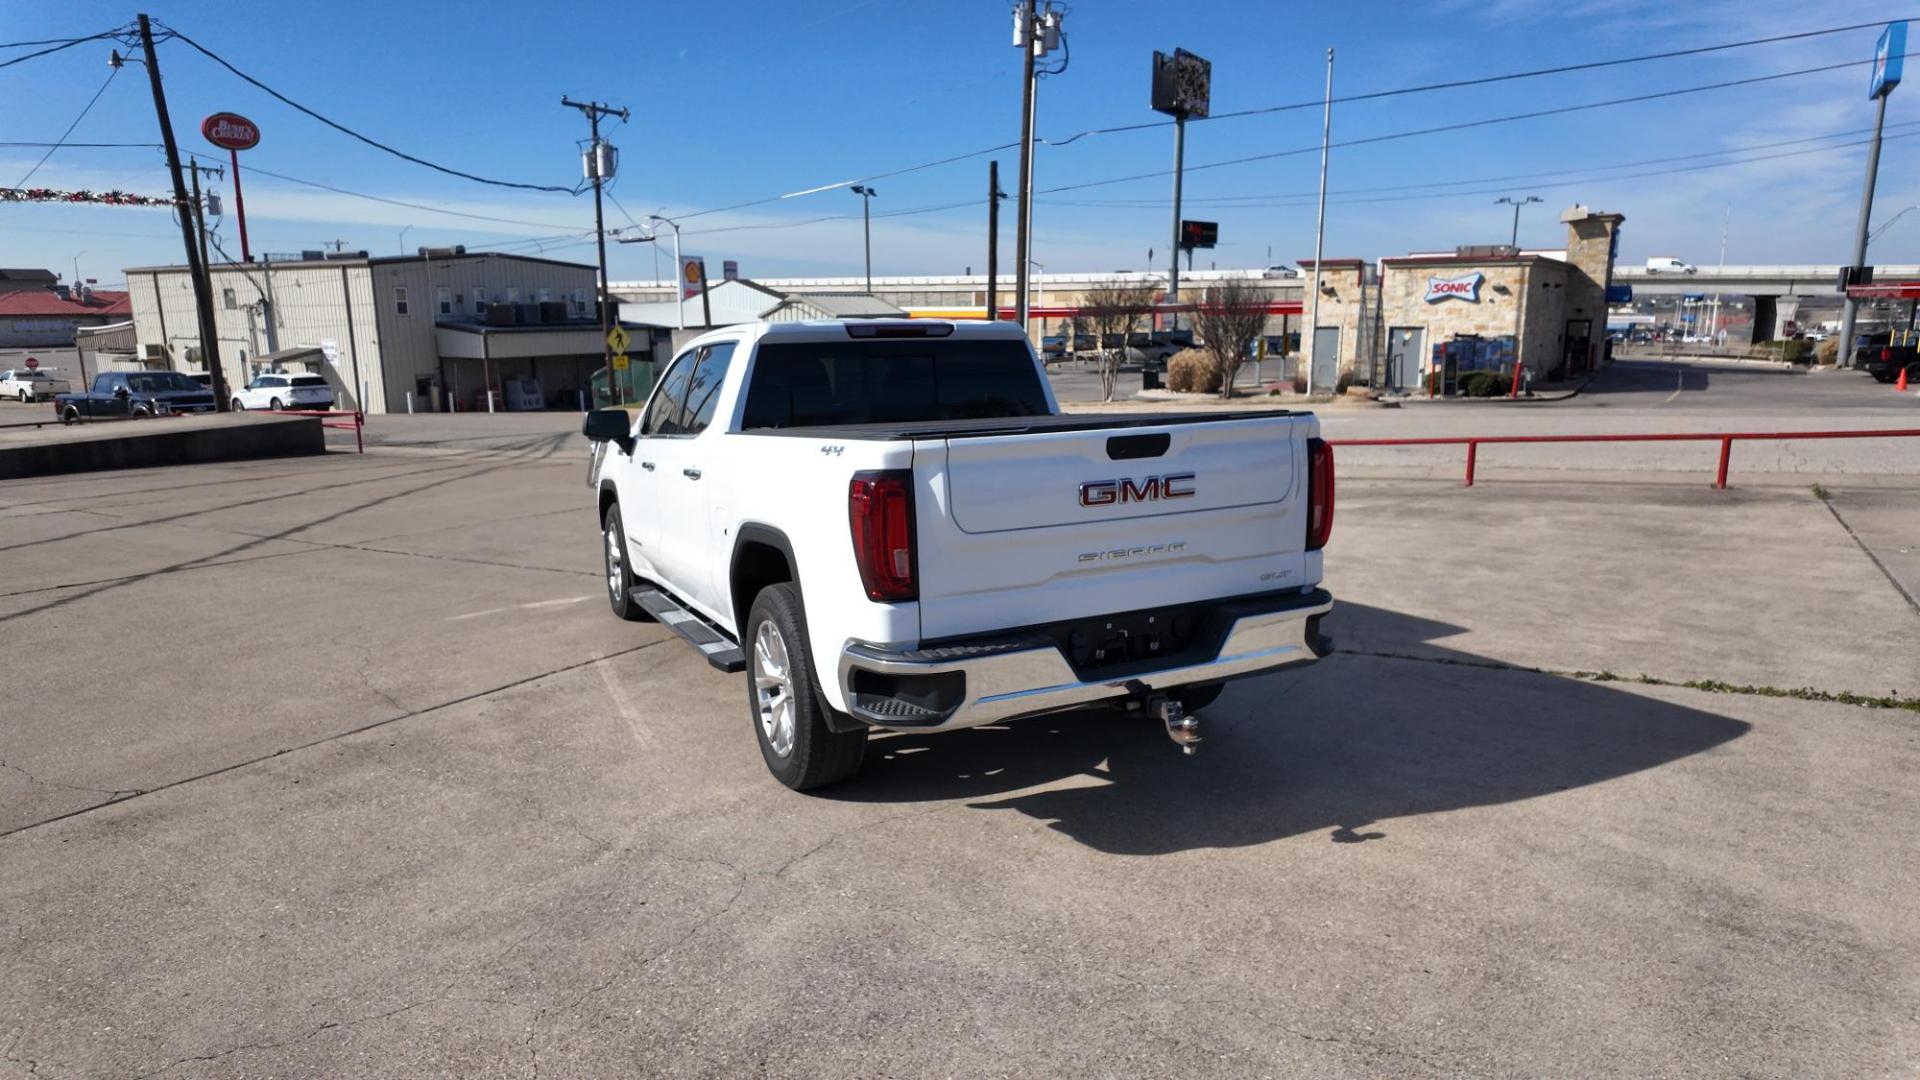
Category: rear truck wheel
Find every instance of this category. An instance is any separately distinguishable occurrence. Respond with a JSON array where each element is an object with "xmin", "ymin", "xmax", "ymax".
[
  {"xmin": 1174, "ymin": 682, "xmax": 1225, "ymax": 713},
  {"xmin": 61, "ymin": 405, "xmax": 80, "ymax": 425},
  {"xmin": 602, "ymin": 502, "xmax": 647, "ymax": 622},
  {"xmin": 17, "ymin": 391, "xmax": 28, "ymax": 403},
  {"xmin": 231, "ymin": 398, "xmax": 245, "ymax": 411},
  {"xmin": 746, "ymin": 583, "xmax": 866, "ymax": 791},
  {"xmin": 269, "ymin": 397, "xmax": 284, "ymax": 411}
]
